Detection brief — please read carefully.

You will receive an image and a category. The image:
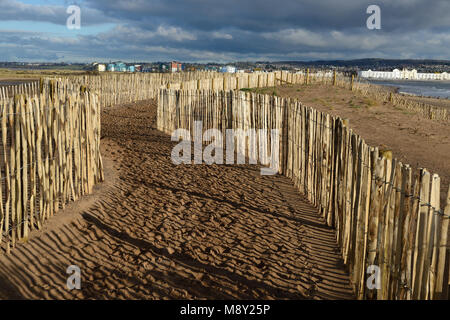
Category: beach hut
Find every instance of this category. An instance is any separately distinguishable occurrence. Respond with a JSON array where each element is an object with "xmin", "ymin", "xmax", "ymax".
[
  {"xmin": 115, "ymin": 62, "xmax": 127, "ymax": 72},
  {"xmin": 96, "ymin": 64, "xmax": 106, "ymax": 72}
]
